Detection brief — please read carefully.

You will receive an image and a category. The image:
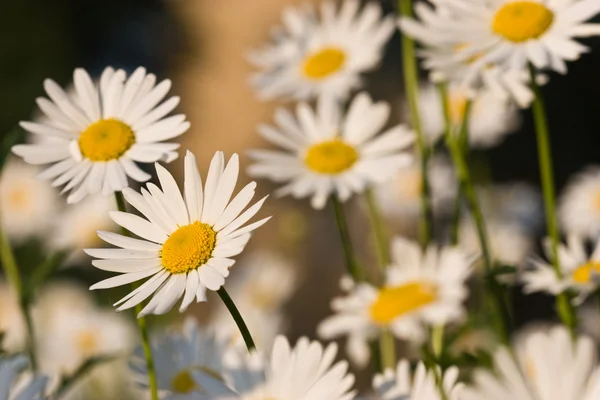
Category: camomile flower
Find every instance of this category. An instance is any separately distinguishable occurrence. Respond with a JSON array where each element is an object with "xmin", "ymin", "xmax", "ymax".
[
  {"xmin": 12, "ymin": 67, "xmax": 189, "ymax": 203},
  {"xmin": 318, "ymin": 237, "xmax": 473, "ymax": 367},
  {"xmin": 130, "ymin": 318, "xmax": 228, "ymax": 399},
  {"xmin": 248, "ymin": 92, "xmax": 414, "ymax": 209},
  {"xmin": 87, "ymin": 151, "xmax": 269, "ymax": 317},
  {"xmin": 249, "ymin": 0, "xmax": 395, "ymax": 100},
  {"xmin": 0, "ymin": 157, "xmax": 59, "ymax": 242},
  {"xmin": 372, "ymin": 360, "xmax": 463, "ymax": 400},
  {"xmin": 417, "ymin": 84, "xmax": 519, "ymax": 148},
  {"xmin": 522, "ymin": 235, "xmax": 600, "ymax": 303},
  {"xmin": 462, "ymin": 325, "xmax": 600, "ymax": 400},
  {"xmin": 0, "ymin": 355, "xmax": 48, "ymax": 400},
  {"xmin": 559, "ymin": 167, "xmax": 600, "ymax": 240},
  {"xmin": 194, "ymin": 335, "xmax": 356, "ymax": 400}
]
